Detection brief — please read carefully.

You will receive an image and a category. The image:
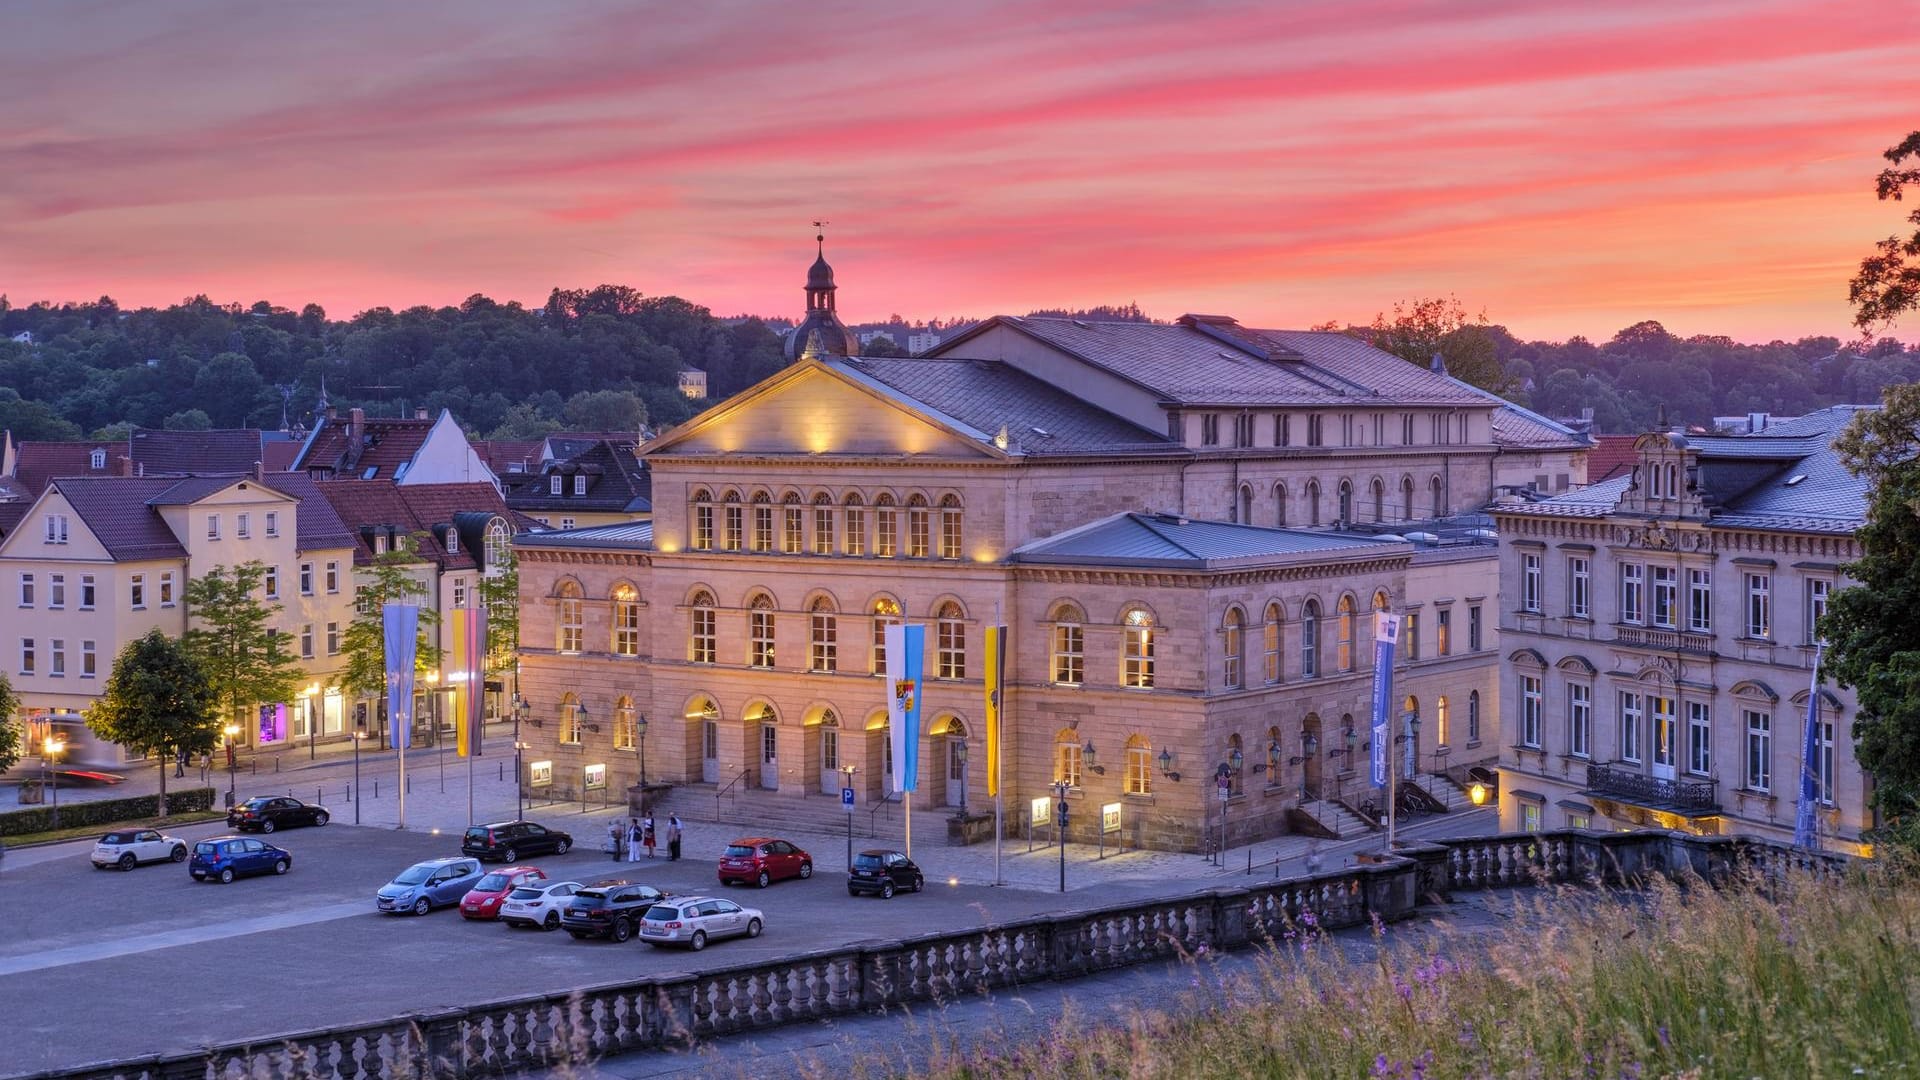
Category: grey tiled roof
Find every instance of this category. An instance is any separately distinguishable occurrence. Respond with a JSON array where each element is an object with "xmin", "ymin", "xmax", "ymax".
[
  {"xmin": 513, "ymin": 521, "xmax": 654, "ymax": 551},
  {"xmin": 832, "ymin": 357, "xmax": 1177, "ymax": 456},
  {"xmin": 51, "ymin": 477, "xmax": 192, "ymax": 561},
  {"xmin": 1011, "ymin": 512, "xmax": 1407, "ymax": 570},
  {"xmin": 259, "ymin": 471, "xmax": 360, "ymax": 552},
  {"xmin": 1496, "ymin": 476, "xmax": 1631, "ymax": 519},
  {"xmin": 128, "ymin": 428, "xmax": 265, "ymax": 474}
]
